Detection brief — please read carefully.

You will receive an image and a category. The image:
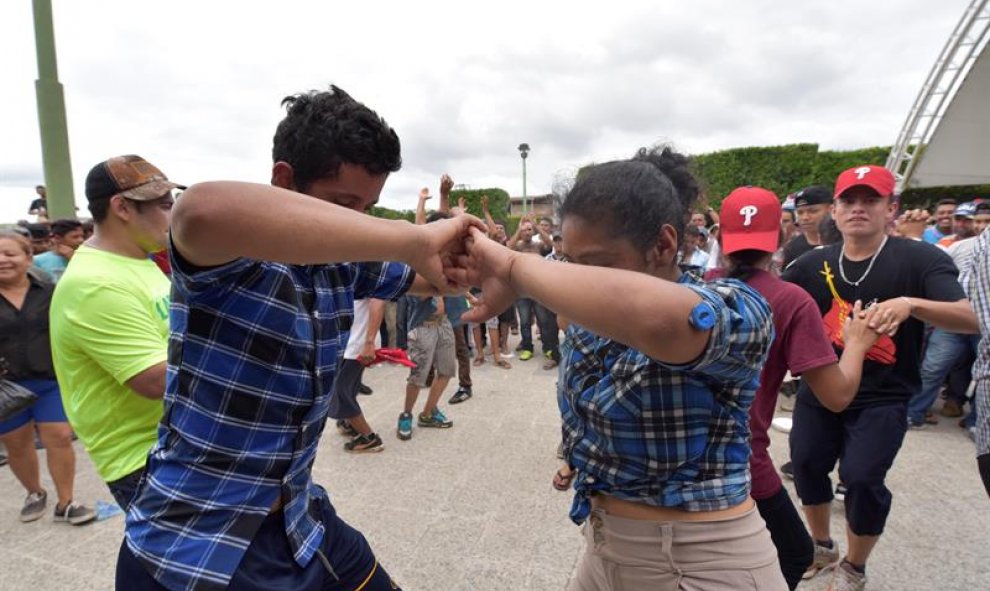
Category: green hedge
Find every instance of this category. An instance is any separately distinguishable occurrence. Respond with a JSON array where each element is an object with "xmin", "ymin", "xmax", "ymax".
[{"xmin": 372, "ymin": 146, "xmax": 987, "ymax": 223}]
